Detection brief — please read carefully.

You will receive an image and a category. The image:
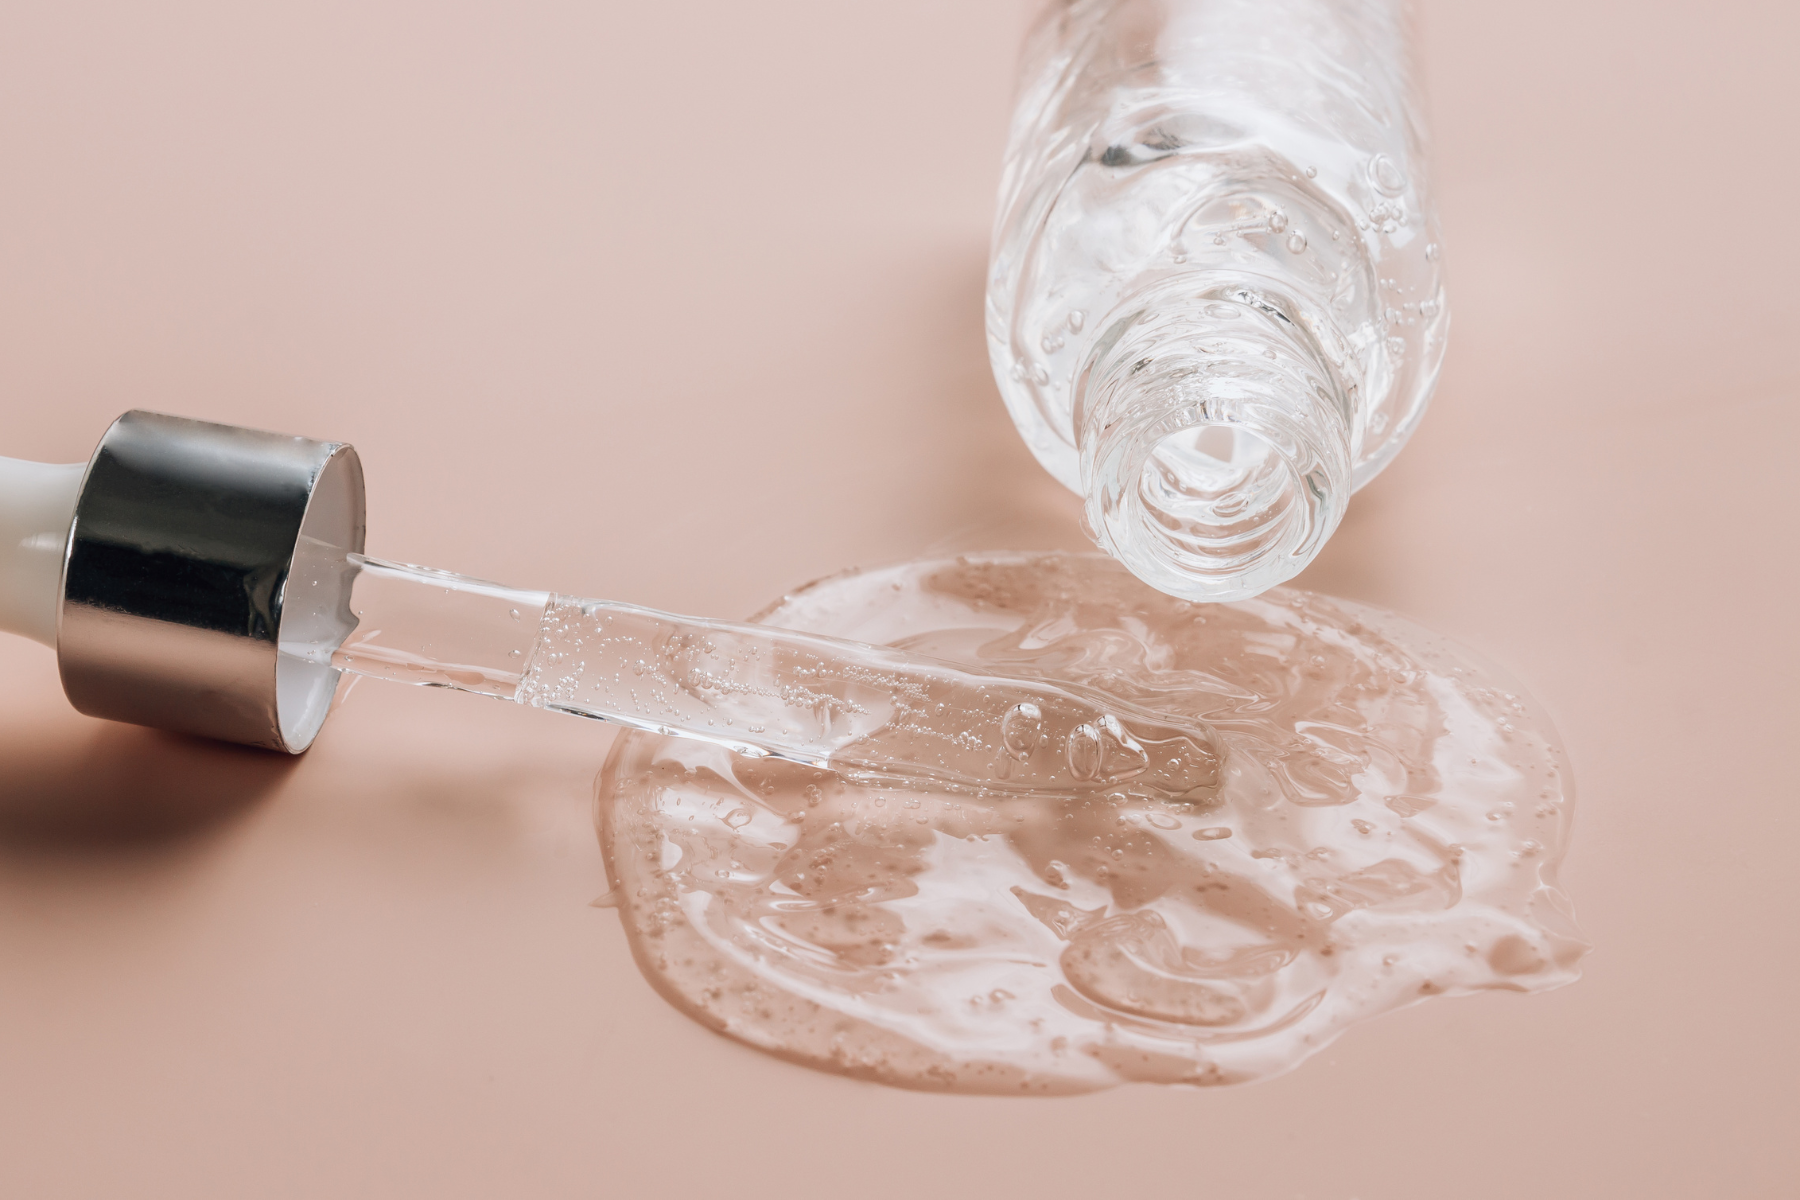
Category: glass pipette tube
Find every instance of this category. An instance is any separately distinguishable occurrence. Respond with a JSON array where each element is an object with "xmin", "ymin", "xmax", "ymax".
[{"xmin": 286, "ymin": 555, "xmax": 1224, "ymax": 804}]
